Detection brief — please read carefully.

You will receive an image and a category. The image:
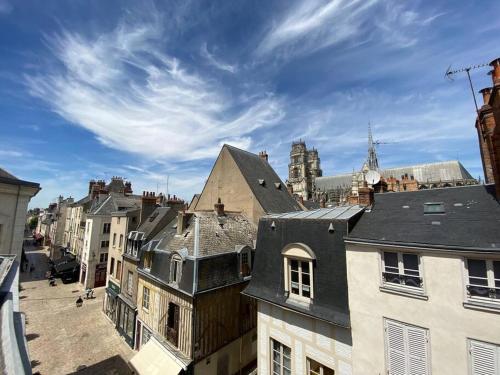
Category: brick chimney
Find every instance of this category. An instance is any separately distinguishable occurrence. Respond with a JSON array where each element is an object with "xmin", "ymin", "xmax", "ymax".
[
  {"xmin": 489, "ymin": 58, "xmax": 500, "ymax": 86},
  {"xmin": 259, "ymin": 151, "xmax": 268, "ymax": 162},
  {"xmin": 140, "ymin": 191, "xmax": 157, "ymax": 223},
  {"xmin": 88, "ymin": 179, "xmax": 96, "ymax": 195},
  {"xmin": 214, "ymin": 197, "xmax": 225, "ymax": 216},
  {"xmin": 479, "ymin": 87, "xmax": 493, "ymax": 106},
  {"xmin": 177, "ymin": 211, "xmax": 192, "ymax": 235},
  {"xmin": 358, "ymin": 186, "xmax": 374, "ymax": 207},
  {"xmin": 124, "ymin": 181, "xmax": 133, "ymax": 194}
]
